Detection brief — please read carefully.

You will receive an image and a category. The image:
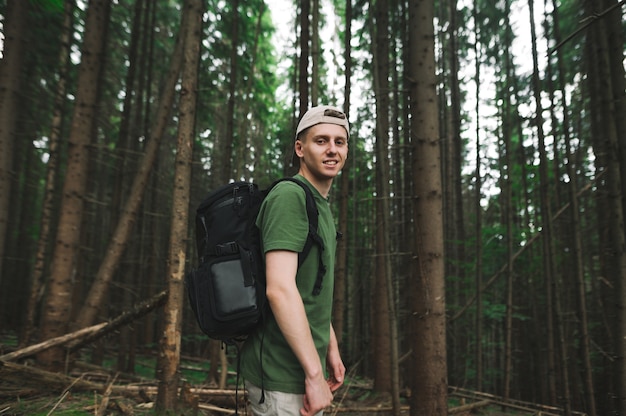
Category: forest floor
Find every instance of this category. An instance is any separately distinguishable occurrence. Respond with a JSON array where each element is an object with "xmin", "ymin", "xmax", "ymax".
[
  {"xmin": 0, "ymin": 332, "xmax": 582, "ymax": 416},
  {"xmin": 0, "ymin": 385, "xmax": 565, "ymax": 416},
  {"xmin": 0, "ymin": 361, "xmax": 581, "ymax": 416}
]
